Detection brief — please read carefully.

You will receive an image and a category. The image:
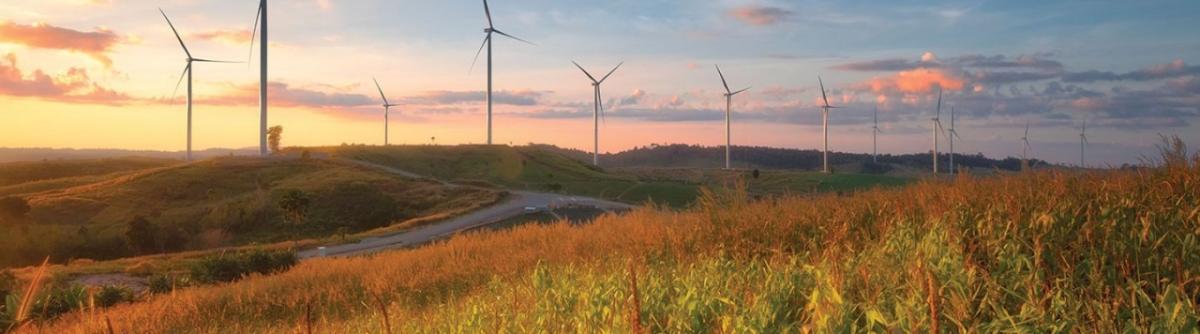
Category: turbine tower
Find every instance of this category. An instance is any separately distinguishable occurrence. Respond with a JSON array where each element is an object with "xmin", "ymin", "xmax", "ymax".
[
  {"xmin": 1079, "ymin": 120, "xmax": 1089, "ymax": 168},
  {"xmin": 948, "ymin": 107, "xmax": 961, "ymax": 175},
  {"xmin": 572, "ymin": 61, "xmax": 624, "ymax": 166},
  {"xmin": 249, "ymin": 0, "xmax": 268, "ymax": 157},
  {"xmin": 1021, "ymin": 121, "xmax": 1033, "ymax": 169},
  {"xmin": 931, "ymin": 88, "xmax": 945, "ymax": 174},
  {"xmin": 161, "ymin": 9, "xmax": 237, "ymax": 161},
  {"xmin": 472, "ymin": 0, "xmax": 533, "ymax": 145},
  {"xmin": 817, "ymin": 77, "xmax": 839, "ymax": 173},
  {"xmin": 716, "ymin": 65, "xmax": 750, "ymax": 170},
  {"xmin": 872, "ymin": 106, "xmax": 880, "ymax": 164},
  {"xmin": 373, "ymin": 78, "xmax": 400, "ymax": 146}
]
